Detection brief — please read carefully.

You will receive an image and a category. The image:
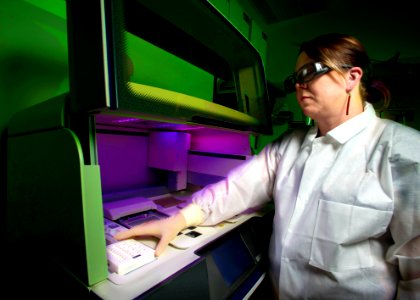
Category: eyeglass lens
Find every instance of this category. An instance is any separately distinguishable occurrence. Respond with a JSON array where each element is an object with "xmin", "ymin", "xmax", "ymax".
[{"xmin": 283, "ymin": 62, "xmax": 330, "ymax": 93}]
